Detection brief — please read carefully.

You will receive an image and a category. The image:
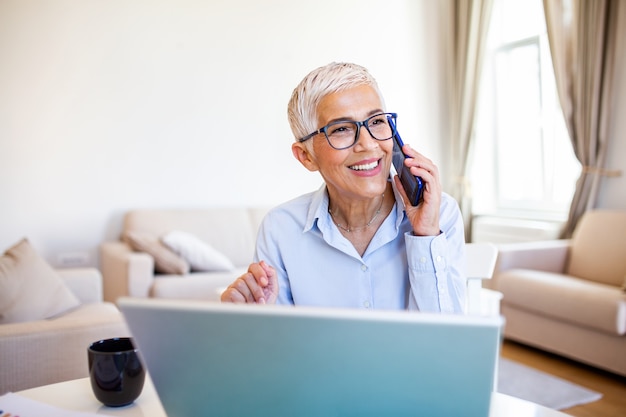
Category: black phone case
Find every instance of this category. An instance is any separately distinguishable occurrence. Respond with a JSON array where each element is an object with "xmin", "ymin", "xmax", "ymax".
[{"xmin": 390, "ymin": 120, "xmax": 424, "ymax": 206}]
